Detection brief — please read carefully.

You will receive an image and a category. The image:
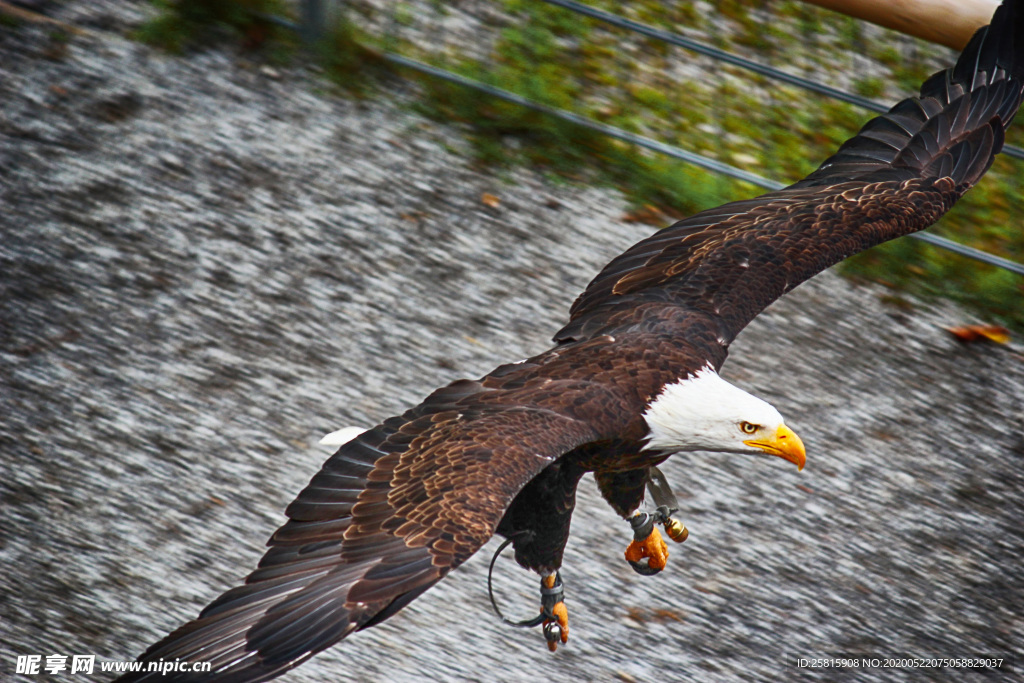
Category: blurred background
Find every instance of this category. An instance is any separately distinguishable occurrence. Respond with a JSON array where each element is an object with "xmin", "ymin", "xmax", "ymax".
[{"xmin": 2, "ymin": 1, "xmax": 1022, "ymax": 681}]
